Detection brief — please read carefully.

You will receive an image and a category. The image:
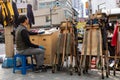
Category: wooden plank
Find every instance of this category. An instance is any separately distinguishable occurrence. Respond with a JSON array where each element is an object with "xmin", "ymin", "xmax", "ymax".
[
  {"xmin": 30, "ymin": 31, "xmax": 59, "ymax": 65},
  {"xmin": 4, "ymin": 26, "xmax": 14, "ymax": 58}
]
